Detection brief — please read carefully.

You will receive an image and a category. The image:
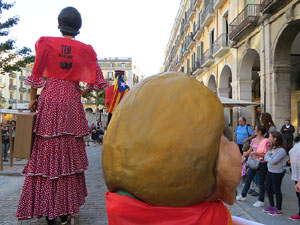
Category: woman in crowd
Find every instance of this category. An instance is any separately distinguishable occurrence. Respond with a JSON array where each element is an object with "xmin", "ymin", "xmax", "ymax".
[
  {"xmin": 260, "ymin": 112, "xmax": 276, "ymax": 137},
  {"xmin": 16, "ymin": 7, "xmax": 108, "ymax": 224},
  {"xmin": 1, "ymin": 122, "xmax": 9, "ymax": 162},
  {"xmin": 10, "ymin": 120, "xmax": 16, "ymax": 145},
  {"xmin": 237, "ymin": 125, "xmax": 269, "ymax": 208},
  {"xmin": 263, "ymin": 131, "xmax": 286, "ymax": 216},
  {"xmin": 289, "ymin": 135, "xmax": 300, "ymax": 220},
  {"xmin": 91, "ymin": 122, "xmax": 98, "ymax": 145}
]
